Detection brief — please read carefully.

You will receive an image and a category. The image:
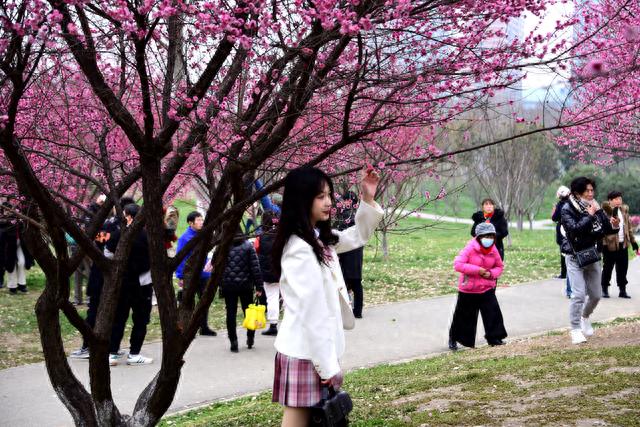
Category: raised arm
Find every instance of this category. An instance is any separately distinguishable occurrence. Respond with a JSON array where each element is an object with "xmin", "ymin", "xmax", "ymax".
[{"xmin": 334, "ymin": 168, "xmax": 383, "ymax": 254}]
